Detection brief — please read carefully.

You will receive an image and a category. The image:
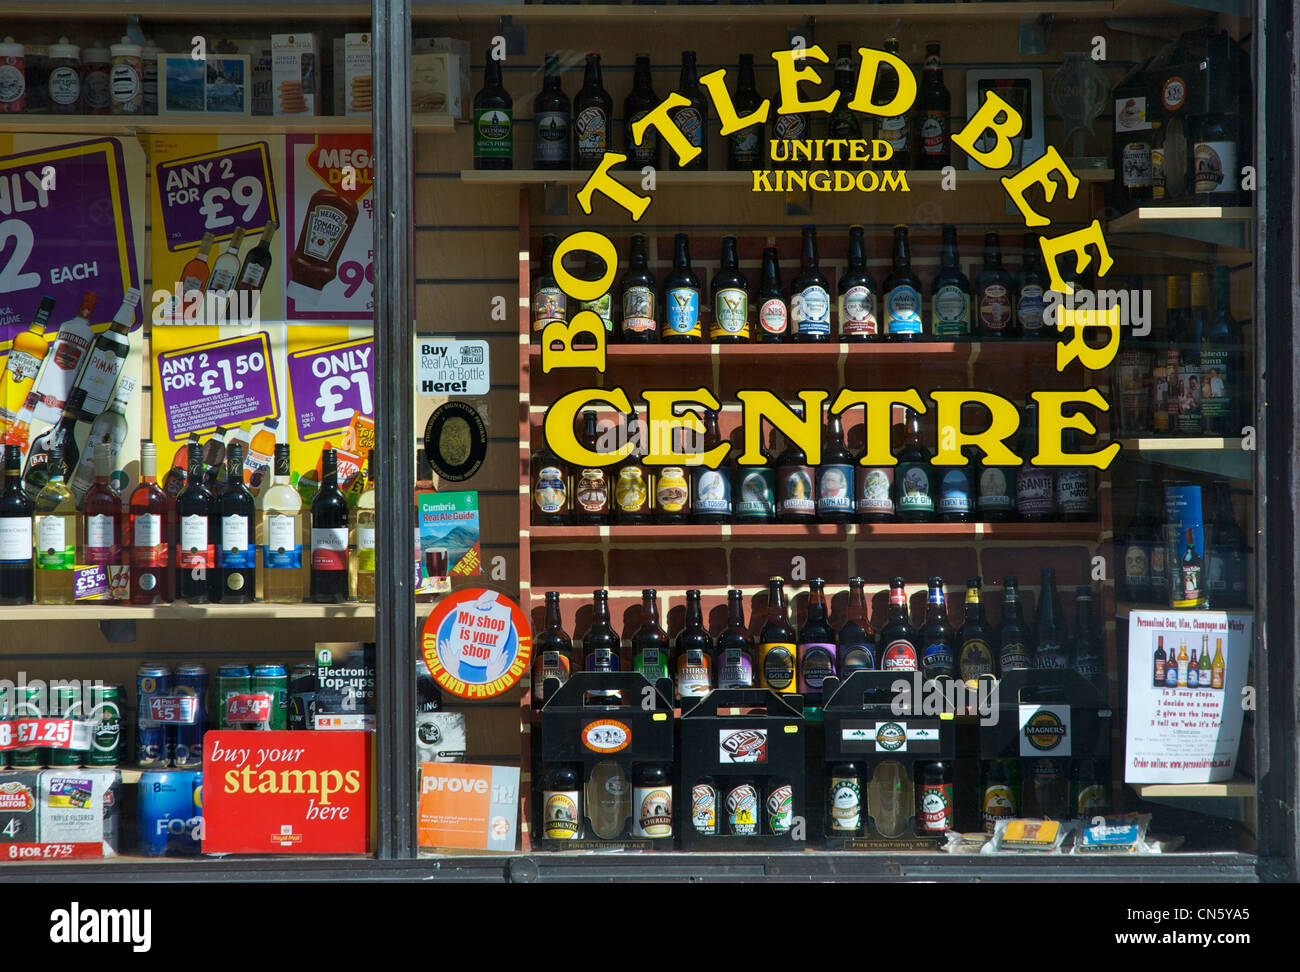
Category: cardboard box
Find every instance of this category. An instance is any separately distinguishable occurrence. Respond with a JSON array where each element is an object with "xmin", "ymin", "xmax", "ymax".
[
  {"xmin": 217, "ymin": 39, "xmax": 271, "ymax": 116},
  {"xmin": 343, "ymin": 33, "xmax": 372, "ymax": 116},
  {"xmin": 272, "ymin": 32, "xmax": 319, "ymax": 116},
  {"xmin": 0, "ymin": 769, "xmax": 120, "ymax": 859},
  {"xmin": 414, "ymin": 37, "xmax": 470, "ymax": 117},
  {"xmin": 411, "ymin": 50, "xmax": 463, "ymax": 120}
]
